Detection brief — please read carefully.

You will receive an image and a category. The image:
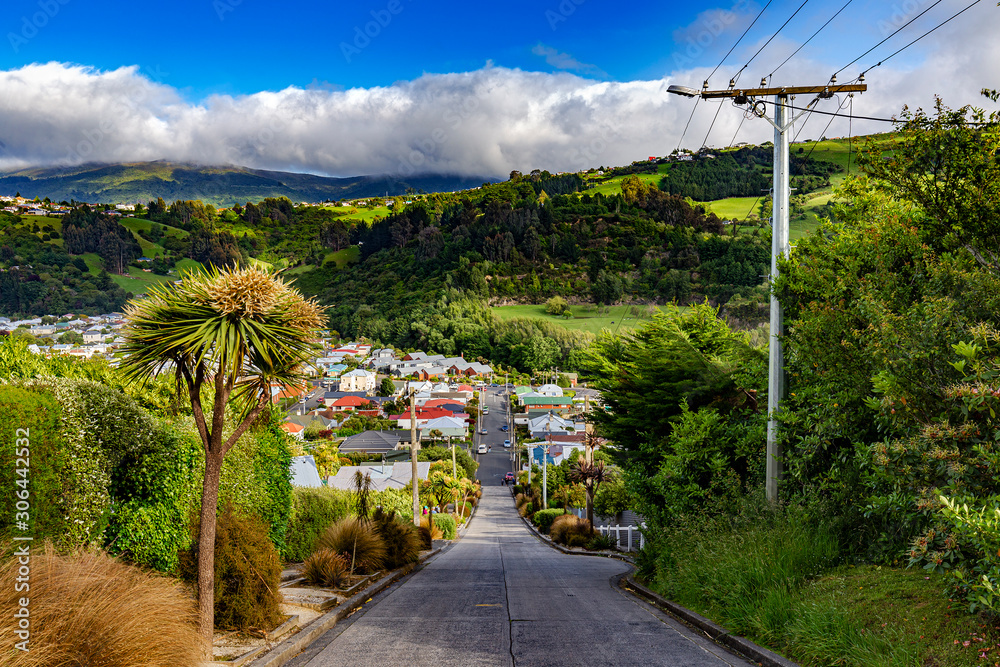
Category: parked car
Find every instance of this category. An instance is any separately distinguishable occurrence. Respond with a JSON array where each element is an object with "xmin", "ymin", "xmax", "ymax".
[
  {"xmin": 504, "ymin": 472, "xmax": 515, "ymax": 483},
  {"xmin": 477, "ymin": 444, "xmax": 488, "ymax": 454},
  {"xmin": 503, "ymin": 440, "xmax": 511, "ymax": 448},
  {"xmin": 480, "ymin": 428, "xmax": 488, "ymax": 435},
  {"xmin": 500, "ymin": 425, "xmax": 509, "ymax": 432}
]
